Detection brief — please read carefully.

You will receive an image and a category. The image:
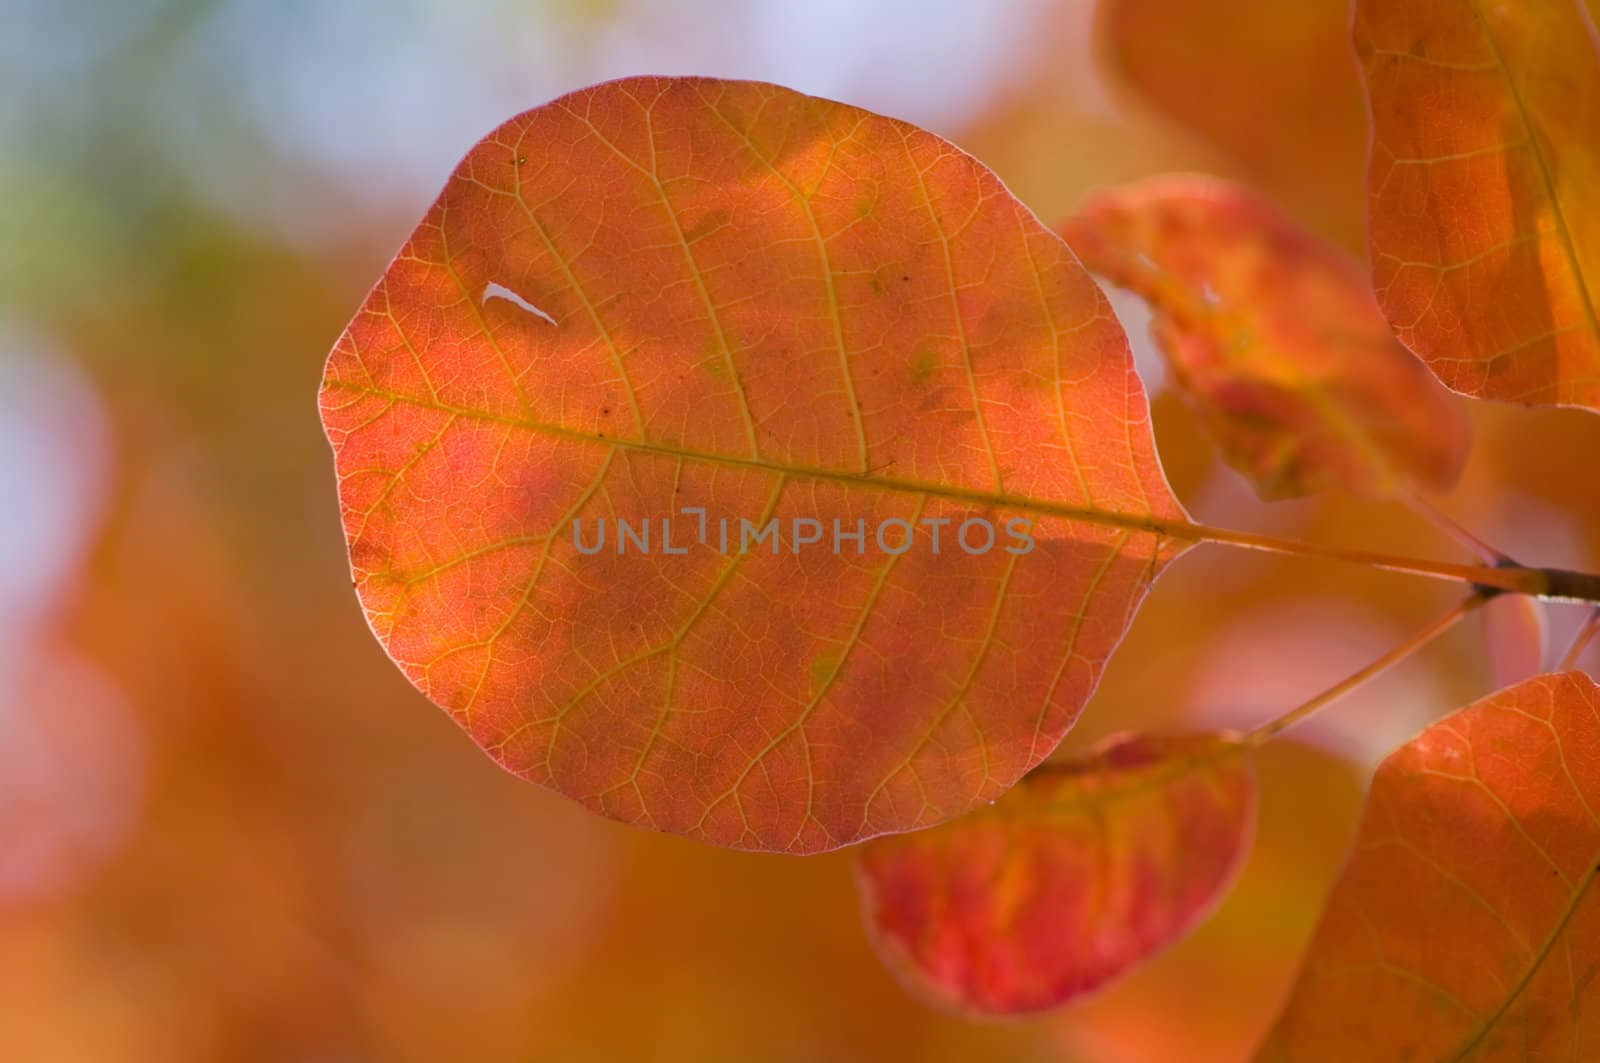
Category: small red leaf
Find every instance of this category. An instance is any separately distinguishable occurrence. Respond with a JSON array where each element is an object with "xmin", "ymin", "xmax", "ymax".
[
  {"xmin": 1481, "ymin": 593, "xmax": 1546, "ymax": 689},
  {"xmin": 1059, "ymin": 175, "xmax": 1469, "ymax": 499},
  {"xmin": 854, "ymin": 732, "xmax": 1255, "ymax": 1016}
]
